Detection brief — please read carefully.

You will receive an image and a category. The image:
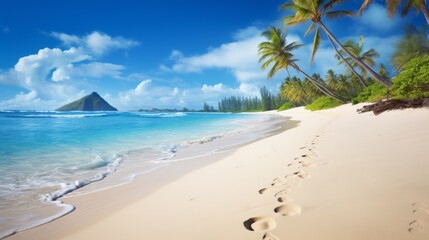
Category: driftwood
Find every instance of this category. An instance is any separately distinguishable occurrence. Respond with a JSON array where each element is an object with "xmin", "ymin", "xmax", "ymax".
[{"xmin": 357, "ymin": 98, "xmax": 429, "ymax": 115}]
